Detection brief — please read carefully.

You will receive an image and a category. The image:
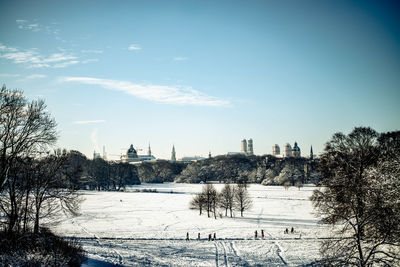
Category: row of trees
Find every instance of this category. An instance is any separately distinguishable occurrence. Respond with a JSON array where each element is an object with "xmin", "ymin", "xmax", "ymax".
[
  {"xmin": 312, "ymin": 127, "xmax": 400, "ymax": 266},
  {"xmin": 175, "ymin": 153, "xmax": 321, "ymax": 185},
  {"xmin": 65, "ymin": 154, "xmax": 186, "ymax": 190},
  {"xmin": 190, "ymin": 183, "xmax": 253, "ymax": 218}
]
